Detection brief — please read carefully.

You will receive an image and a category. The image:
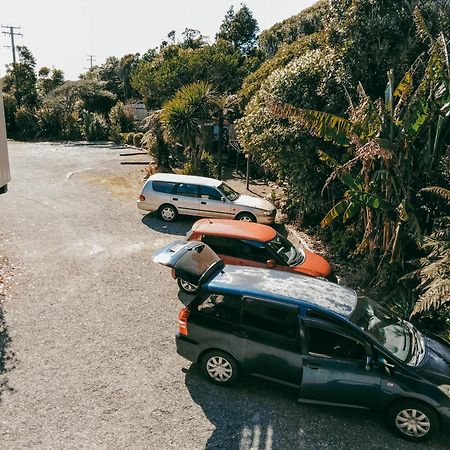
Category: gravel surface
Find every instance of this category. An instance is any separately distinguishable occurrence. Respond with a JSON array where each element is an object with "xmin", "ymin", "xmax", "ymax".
[{"xmin": 0, "ymin": 142, "xmax": 448, "ymax": 449}]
